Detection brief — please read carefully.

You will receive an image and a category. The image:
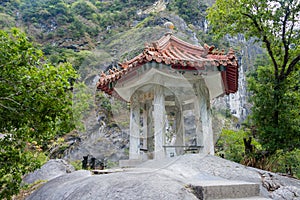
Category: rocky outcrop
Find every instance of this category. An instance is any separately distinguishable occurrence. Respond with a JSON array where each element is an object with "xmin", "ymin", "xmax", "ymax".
[
  {"xmin": 226, "ymin": 36, "xmax": 264, "ymax": 121},
  {"xmin": 272, "ymin": 186, "xmax": 300, "ymax": 200},
  {"xmin": 212, "ymin": 36, "xmax": 264, "ymax": 123},
  {"xmin": 27, "ymin": 155, "xmax": 300, "ymax": 200},
  {"xmin": 23, "ymin": 159, "xmax": 75, "ymax": 184},
  {"xmin": 63, "ymin": 110, "xmax": 130, "ymax": 163}
]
